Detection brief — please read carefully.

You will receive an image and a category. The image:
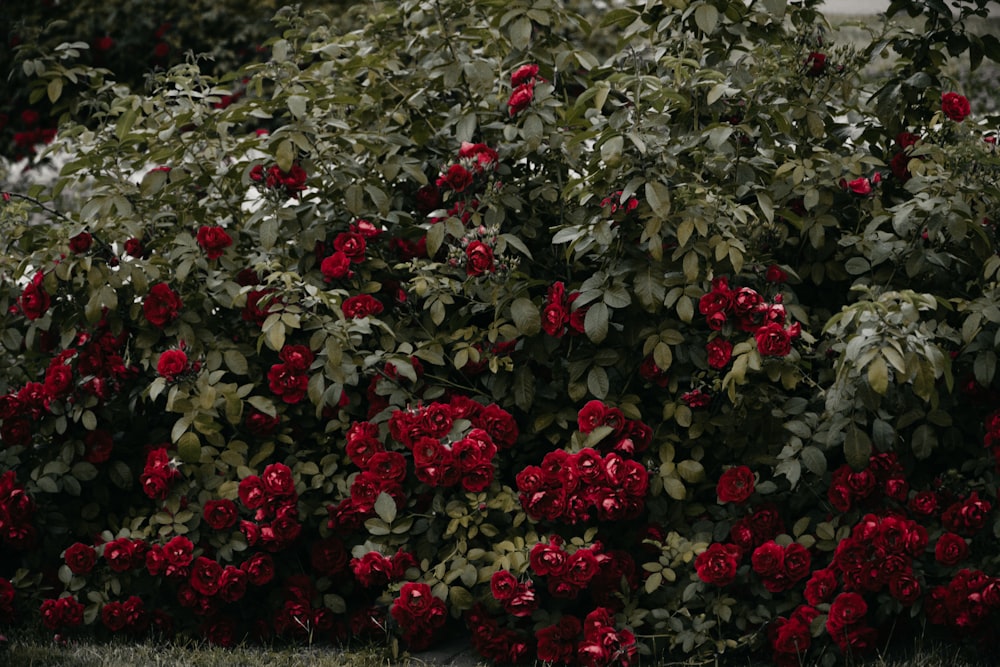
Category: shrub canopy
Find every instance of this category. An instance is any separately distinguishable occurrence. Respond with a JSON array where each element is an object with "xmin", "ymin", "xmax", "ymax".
[{"xmin": 1, "ymin": 0, "xmax": 1000, "ymax": 664}]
